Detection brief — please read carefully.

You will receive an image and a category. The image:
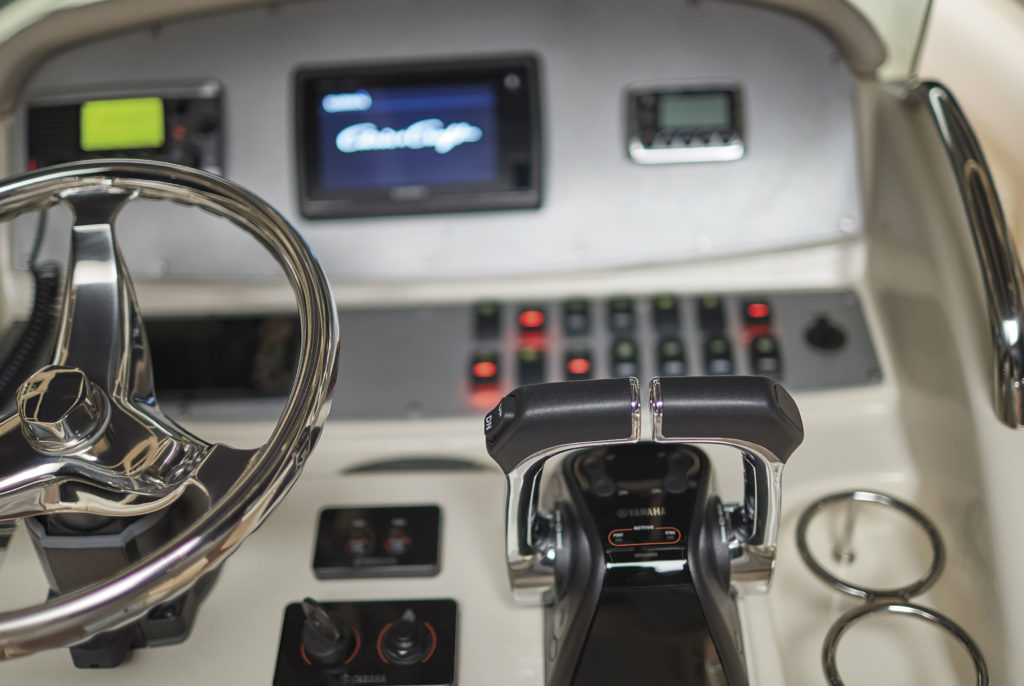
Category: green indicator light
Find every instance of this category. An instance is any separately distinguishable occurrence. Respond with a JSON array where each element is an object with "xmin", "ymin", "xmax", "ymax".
[{"xmin": 80, "ymin": 97, "xmax": 165, "ymax": 152}]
